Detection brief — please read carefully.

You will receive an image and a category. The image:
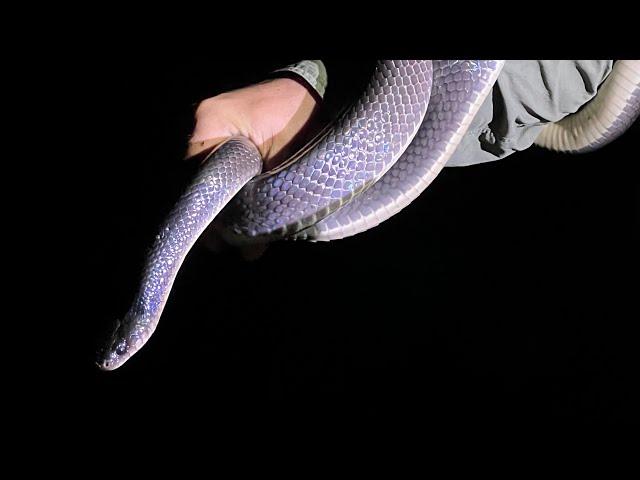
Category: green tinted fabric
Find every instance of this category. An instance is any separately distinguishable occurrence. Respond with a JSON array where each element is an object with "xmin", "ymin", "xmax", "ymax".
[
  {"xmin": 446, "ymin": 60, "xmax": 613, "ymax": 166},
  {"xmin": 273, "ymin": 60, "xmax": 328, "ymax": 97}
]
